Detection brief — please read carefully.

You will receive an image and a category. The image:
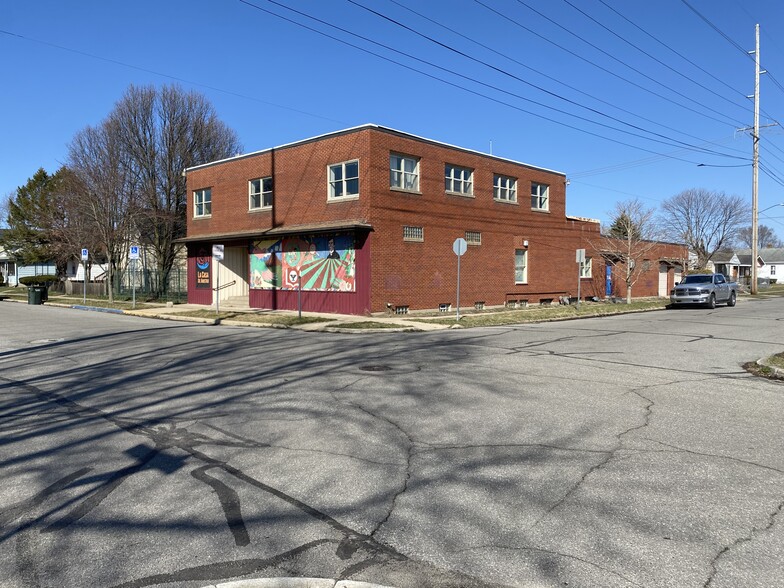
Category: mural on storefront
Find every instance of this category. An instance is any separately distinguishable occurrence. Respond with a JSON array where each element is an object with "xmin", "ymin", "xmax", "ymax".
[
  {"xmin": 250, "ymin": 235, "xmax": 355, "ymax": 291},
  {"xmin": 195, "ymin": 248, "xmax": 211, "ymax": 289}
]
